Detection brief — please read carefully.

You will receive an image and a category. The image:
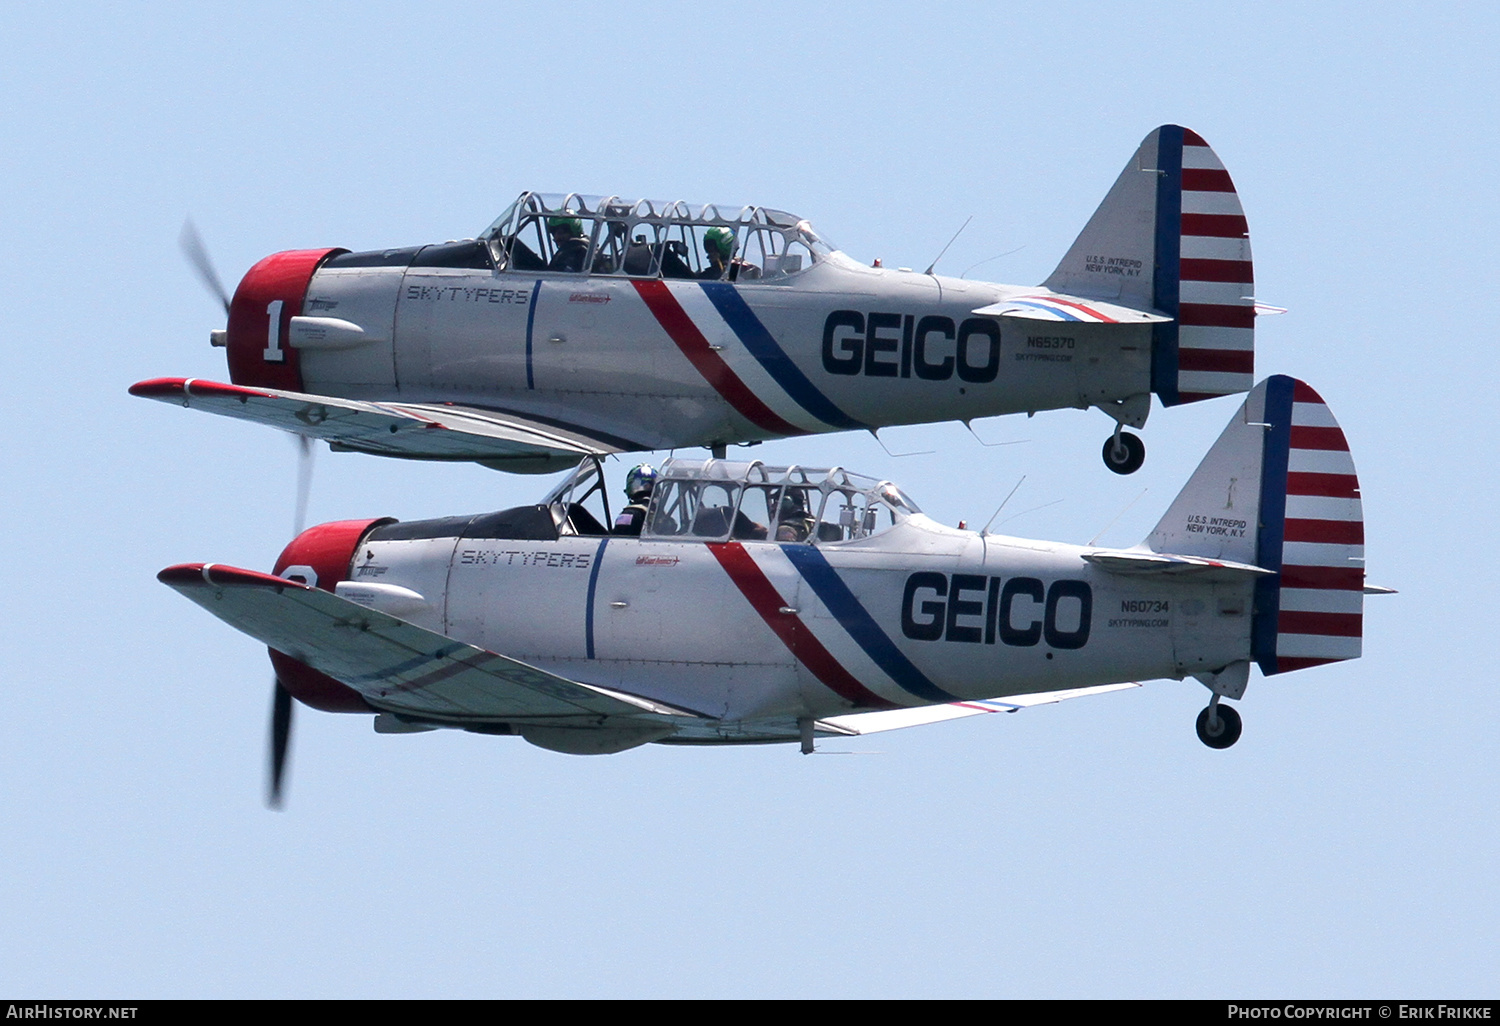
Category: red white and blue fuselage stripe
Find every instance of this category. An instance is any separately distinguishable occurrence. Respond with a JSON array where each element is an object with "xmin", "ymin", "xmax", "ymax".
[
  {"xmin": 778, "ymin": 543, "xmax": 960, "ymax": 704},
  {"xmin": 631, "ymin": 278, "xmax": 867, "ymax": 435},
  {"xmin": 708, "ymin": 540, "xmax": 960, "ymax": 709},
  {"xmin": 630, "ymin": 279, "xmax": 800, "ymax": 435},
  {"xmin": 699, "ymin": 282, "xmax": 868, "ymax": 430},
  {"xmin": 706, "ymin": 541, "xmax": 896, "ymax": 709}
]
